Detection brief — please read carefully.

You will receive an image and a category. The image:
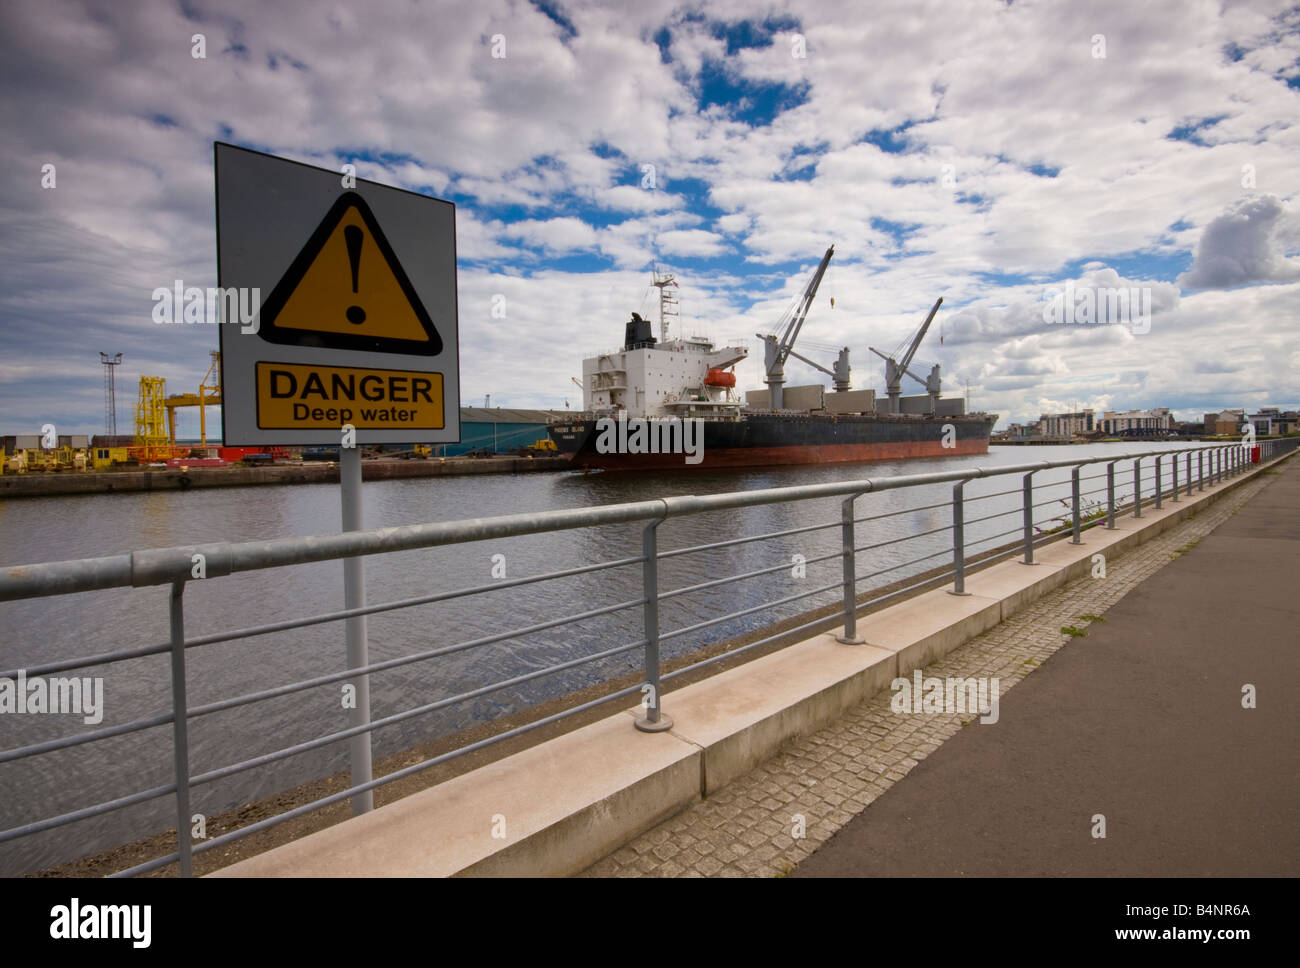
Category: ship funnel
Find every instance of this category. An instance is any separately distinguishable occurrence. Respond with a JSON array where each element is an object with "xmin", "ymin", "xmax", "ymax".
[{"xmin": 624, "ymin": 312, "xmax": 657, "ymax": 350}]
